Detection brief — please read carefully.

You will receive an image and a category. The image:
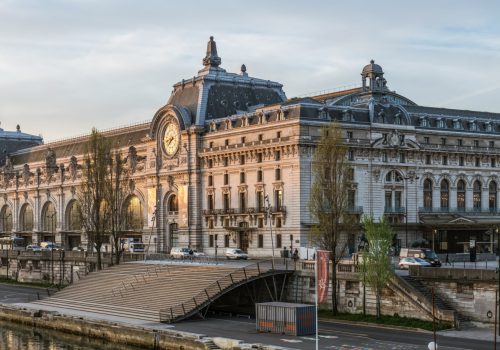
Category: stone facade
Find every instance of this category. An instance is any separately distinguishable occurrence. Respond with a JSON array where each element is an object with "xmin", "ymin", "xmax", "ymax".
[{"xmin": 1, "ymin": 37, "xmax": 500, "ymax": 256}]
